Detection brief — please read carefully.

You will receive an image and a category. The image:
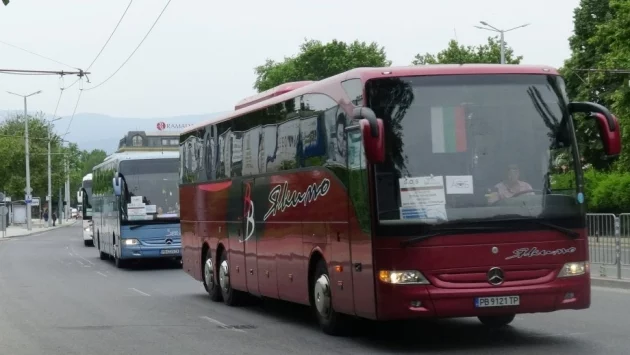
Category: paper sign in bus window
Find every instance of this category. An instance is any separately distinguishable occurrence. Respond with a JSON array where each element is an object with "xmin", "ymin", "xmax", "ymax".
[
  {"xmin": 446, "ymin": 175, "xmax": 474, "ymax": 194},
  {"xmin": 400, "ymin": 205, "xmax": 447, "ymax": 221},
  {"xmin": 399, "ymin": 176, "xmax": 446, "ymax": 207},
  {"xmin": 431, "ymin": 106, "xmax": 467, "ymax": 153}
]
